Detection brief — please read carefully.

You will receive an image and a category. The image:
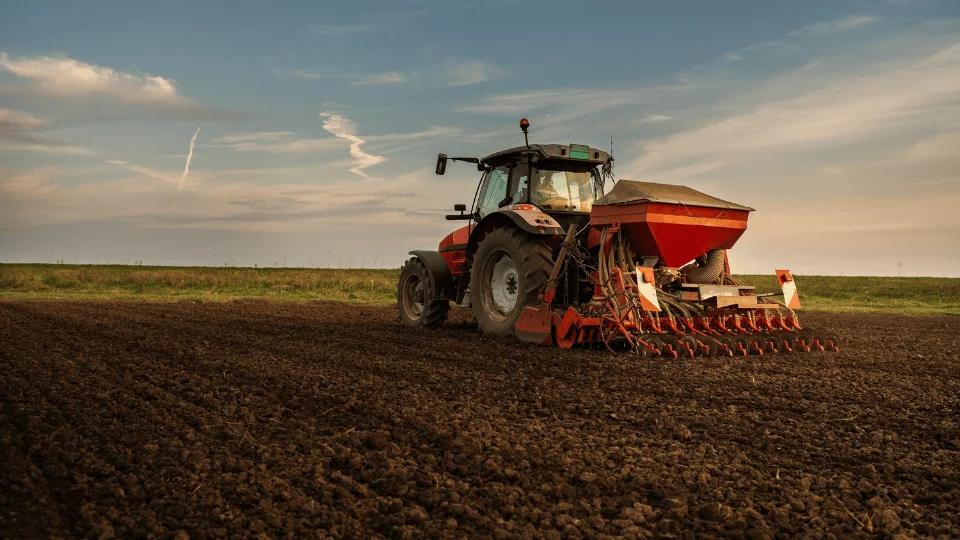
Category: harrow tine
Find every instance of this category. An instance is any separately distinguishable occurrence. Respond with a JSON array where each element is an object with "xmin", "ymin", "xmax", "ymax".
[
  {"xmin": 815, "ymin": 328, "xmax": 841, "ymax": 352},
  {"xmin": 660, "ymin": 335, "xmax": 681, "ymax": 359},
  {"xmin": 678, "ymin": 335, "xmax": 698, "ymax": 358},
  {"xmin": 732, "ymin": 336, "xmax": 750, "ymax": 357},
  {"xmin": 778, "ymin": 335, "xmax": 794, "ymax": 353},
  {"xmin": 644, "ymin": 336, "xmax": 665, "ymax": 357},
  {"xmin": 696, "ymin": 337, "xmax": 719, "ymax": 358},
  {"xmin": 715, "ymin": 336, "xmax": 735, "ymax": 357},
  {"xmin": 635, "ymin": 338, "xmax": 662, "ymax": 357}
]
